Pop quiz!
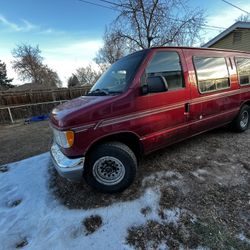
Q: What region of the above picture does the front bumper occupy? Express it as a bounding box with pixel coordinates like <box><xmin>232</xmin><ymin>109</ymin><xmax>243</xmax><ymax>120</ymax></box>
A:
<box><xmin>50</xmin><ymin>143</ymin><xmax>84</xmax><ymax>182</ymax></box>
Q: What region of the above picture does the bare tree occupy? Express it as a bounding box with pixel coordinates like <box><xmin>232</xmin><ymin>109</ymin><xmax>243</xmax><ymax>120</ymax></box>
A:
<box><xmin>41</xmin><ymin>65</ymin><xmax>62</xmax><ymax>88</ymax></box>
<box><xmin>76</xmin><ymin>65</ymin><xmax>101</xmax><ymax>85</ymax></box>
<box><xmin>12</xmin><ymin>44</ymin><xmax>44</xmax><ymax>84</ymax></box>
<box><xmin>96</xmin><ymin>0</ymin><xmax>205</xmax><ymax>64</ymax></box>
<box><xmin>236</xmin><ymin>14</ymin><xmax>250</xmax><ymax>22</ymax></box>
<box><xmin>12</xmin><ymin>44</ymin><xmax>62</xmax><ymax>87</ymax></box>
<box><xmin>95</xmin><ymin>29</ymin><xmax>130</xmax><ymax>65</ymax></box>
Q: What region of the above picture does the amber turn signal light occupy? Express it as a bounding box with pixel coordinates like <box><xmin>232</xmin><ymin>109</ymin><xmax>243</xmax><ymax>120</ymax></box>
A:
<box><xmin>66</xmin><ymin>131</ymin><xmax>74</xmax><ymax>147</ymax></box>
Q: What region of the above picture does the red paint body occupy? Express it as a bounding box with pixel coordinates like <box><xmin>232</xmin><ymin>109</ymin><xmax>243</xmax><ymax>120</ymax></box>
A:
<box><xmin>50</xmin><ymin>47</ymin><xmax>250</xmax><ymax>158</ymax></box>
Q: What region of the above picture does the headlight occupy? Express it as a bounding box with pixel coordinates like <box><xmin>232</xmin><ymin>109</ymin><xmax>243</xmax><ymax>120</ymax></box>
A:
<box><xmin>53</xmin><ymin>129</ymin><xmax>74</xmax><ymax>148</ymax></box>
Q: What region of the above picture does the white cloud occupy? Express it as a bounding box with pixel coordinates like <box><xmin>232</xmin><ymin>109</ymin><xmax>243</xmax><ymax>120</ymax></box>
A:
<box><xmin>0</xmin><ymin>14</ymin><xmax>66</xmax><ymax>36</ymax></box>
<box><xmin>21</xmin><ymin>19</ymin><xmax>37</xmax><ymax>31</ymax></box>
<box><xmin>0</xmin><ymin>39</ymin><xmax>103</xmax><ymax>87</ymax></box>
<box><xmin>203</xmin><ymin>3</ymin><xmax>250</xmax><ymax>43</ymax></box>
<box><xmin>45</xmin><ymin>40</ymin><xmax>103</xmax><ymax>56</ymax></box>
<box><xmin>0</xmin><ymin>14</ymin><xmax>103</xmax><ymax>87</ymax></box>
<box><xmin>207</xmin><ymin>4</ymin><xmax>250</xmax><ymax>28</ymax></box>
<box><xmin>0</xmin><ymin>54</ymin><xmax>23</xmax><ymax>85</ymax></box>
<box><xmin>0</xmin><ymin>15</ymin><xmax>37</xmax><ymax>32</ymax></box>
<box><xmin>43</xmin><ymin>40</ymin><xmax>103</xmax><ymax>86</ymax></box>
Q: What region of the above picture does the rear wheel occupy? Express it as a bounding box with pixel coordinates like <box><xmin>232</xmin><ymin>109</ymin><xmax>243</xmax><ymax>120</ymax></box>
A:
<box><xmin>84</xmin><ymin>142</ymin><xmax>137</xmax><ymax>193</ymax></box>
<box><xmin>231</xmin><ymin>105</ymin><xmax>250</xmax><ymax>132</ymax></box>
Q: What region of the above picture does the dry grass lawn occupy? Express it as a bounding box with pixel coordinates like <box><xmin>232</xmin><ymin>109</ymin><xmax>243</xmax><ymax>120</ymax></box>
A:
<box><xmin>1</xmin><ymin>121</ymin><xmax>249</xmax><ymax>249</ymax></box>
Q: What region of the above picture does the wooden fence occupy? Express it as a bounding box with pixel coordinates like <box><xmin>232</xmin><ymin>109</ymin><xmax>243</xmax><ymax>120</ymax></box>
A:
<box><xmin>0</xmin><ymin>86</ymin><xmax>91</xmax><ymax>106</ymax></box>
<box><xmin>0</xmin><ymin>86</ymin><xmax>92</xmax><ymax>124</ymax></box>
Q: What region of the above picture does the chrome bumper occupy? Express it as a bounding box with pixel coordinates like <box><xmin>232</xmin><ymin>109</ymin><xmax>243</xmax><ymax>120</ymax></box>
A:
<box><xmin>50</xmin><ymin>143</ymin><xmax>84</xmax><ymax>182</ymax></box>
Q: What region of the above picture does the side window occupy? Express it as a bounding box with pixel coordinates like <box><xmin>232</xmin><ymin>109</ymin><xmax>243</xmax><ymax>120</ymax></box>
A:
<box><xmin>235</xmin><ymin>57</ymin><xmax>250</xmax><ymax>85</ymax></box>
<box><xmin>146</xmin><ymin>51</ymin><xmax>184</xmax><ymax>91</ymax></box>
<box><xmin>193</xmin><ymin>57</ymin><xmax>230</xmax><ymax>93</ymax></box>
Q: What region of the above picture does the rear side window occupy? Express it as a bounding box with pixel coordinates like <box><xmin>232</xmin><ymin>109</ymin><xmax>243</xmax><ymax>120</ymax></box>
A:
<box><xmin>193</xmin><ymin>57</ymin><xmax>230</xmax><ymax>93</ymax></box>
<box><xmin>146</xmin><ymin>51</ymin><xmax>184</xmax><ymax>90</ymax></box>
<box><xmin>235</xmin><ymin>57</ymin><xmax>250</xmax><ymax>85</ymax></box>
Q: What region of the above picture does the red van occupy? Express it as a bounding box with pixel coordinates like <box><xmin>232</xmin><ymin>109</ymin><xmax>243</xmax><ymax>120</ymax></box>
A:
<box><xmin>50</xmin><ymin>47</ymin><xmax>250</xmax><ymax>193</ymax></box>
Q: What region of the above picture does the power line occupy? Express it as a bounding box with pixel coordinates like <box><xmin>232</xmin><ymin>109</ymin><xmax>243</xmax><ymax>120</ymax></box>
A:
<box><xmin>222</xmin><ymin>0</ymin><xmax>250</xmax><ymax>15</ymax></box>
<box><xmin>100</xmin><ymin>0</ymin><xmax>227</xmax><ymax>30</ymax></box>
<box><xmin>77</xmin><ymin>0</ymin><xmax>227</xmax><ymax>30</ymax></box>
<box><xmin>99</xmin><ymin>0</ymin><xmax>227</xmax><ymax>29</ymax></box>
<box><xmin>77</xmin><ymin>0</ymin><xmax>117</xmax><ymax>11</ymax></box>
<box><xmin>167</xmin><ymin>16</ymin><xmax>226</xmax><ymax>30</ymax></box>
<box><xmin>98</xmin><ymin>0</ymin><xmax>121</xmax><ymax>8</ymax></box>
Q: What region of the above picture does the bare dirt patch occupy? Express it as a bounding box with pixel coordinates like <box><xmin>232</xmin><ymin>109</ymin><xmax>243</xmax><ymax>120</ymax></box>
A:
<box><xmin>0</xmin><ymin>165</ymin><xmax>8</xmax><ymax>173</ymax></box>
<box><xmin>0</xmin><ymin>121</ymin><xmax>51</xmax><ymax>165</ymax></box>
<box><xmin>82</xmin><ymin>215</ymin><xmax>102</xmax><ymax>235</ymax></box>
<box><xmin>15</xmin><ymin>237</ymin><xmax>28</xmax><ymax>248</ymax></box>
<box><xmin>7</xmin><ymin>199</ymin><xmax>22</xmax><ymax>208</ymax></box>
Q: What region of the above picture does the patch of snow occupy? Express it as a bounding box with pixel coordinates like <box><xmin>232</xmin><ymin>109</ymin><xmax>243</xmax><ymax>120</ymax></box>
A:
<box><xmin>161</xmin><ymin>208</ymin><xmax>197</xmax><ymax>227</ymax></box>
<box><xmin>237</xmin><ymin>233</ymin><xmax>250</xmax><ymax>245</ymax></box>
<box><xmin>0</xmin><ymin>153</ymin><xmax>164</xmax><ymax>250</ymax></box>
<box><xmin>147</xmin><ymin>240</ymin><xmax>168</xmax><ymax>250</ymax></box>
<box><xmin>191</xmin><ymin>172</ymin><xmax>206</xmax><ymax>182</ymax></box>
<box><xmin>179</xmin><ymin>245</ymin><xmax>209</xmax><ymax>250</ymax></box>
<box><xmin>157</xmin><ymin>241</ymin><xmax>169</xmax><ymax>250</ymax></box>
<box><xmin>142</xmin><ymin>170</ymin><xmax>182</xmax><ymax>188</ymax></box>
<box><xmin>162</xmin><ymin>208</ymin><xmax>182</xmax><ymax>226</ymax></box>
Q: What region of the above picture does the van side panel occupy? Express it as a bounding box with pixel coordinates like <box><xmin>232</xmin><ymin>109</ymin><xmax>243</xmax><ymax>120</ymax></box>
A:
<box><xmin>136</xmin><ymin>48</ymin><xmax>191</xmax><ymax>153</ymax></box>
<box><xmin>183</xmin><ymin>49</ymin><xmax>241</xmax><ymax>135</ymax></box>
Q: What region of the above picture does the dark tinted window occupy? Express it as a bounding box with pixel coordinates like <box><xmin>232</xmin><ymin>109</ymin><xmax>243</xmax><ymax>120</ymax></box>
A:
<box><xmin>90</xmin><ymin>50</ymin><xmax>147</xmax><ymax>94</ymax></box>
<box><xmin>235</xmin><ymin>57</ymin><xmax>250</xmax><ymax>85</ymax></box>
<box><xmin>146</xmin><ymin>51</ymin><xmax>184</xmax><ymax>90</ymax></box>
<box><xmin>193</xmin><ymin>57</ymin><xmax>230</xmax><ymax>93</ymax></box>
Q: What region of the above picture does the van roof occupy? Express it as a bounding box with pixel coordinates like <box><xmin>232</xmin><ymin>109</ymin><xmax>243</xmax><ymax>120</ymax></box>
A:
<box><xmin>148</xmin><ymin>46</ymin><xmax>250</xmax><ymax>54</ymax></box>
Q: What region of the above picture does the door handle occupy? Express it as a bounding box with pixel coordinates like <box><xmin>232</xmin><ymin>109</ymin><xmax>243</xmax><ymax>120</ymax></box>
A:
<box><xmin>185</xmin><ymin>103</ymin><xmax>190</xmax><ymax>113</ymax></box>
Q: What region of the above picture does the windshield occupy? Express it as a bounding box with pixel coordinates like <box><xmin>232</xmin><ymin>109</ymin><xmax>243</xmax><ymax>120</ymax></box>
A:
<box><xmin>89</xmin><ymin>50</ymin><xmax>147</xmax><ymax>95</ymax></box>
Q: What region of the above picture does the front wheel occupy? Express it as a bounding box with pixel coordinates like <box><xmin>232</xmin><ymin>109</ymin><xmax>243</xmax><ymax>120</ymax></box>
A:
<box><xmin>231</xmin><ymin>105</ymin><xmax>250</xmax><ymax>132</ymax></box>
<box><xmin>84</xmin><ymin>142</ymin><xmax>137</xmax><ymax>193</ymax></box>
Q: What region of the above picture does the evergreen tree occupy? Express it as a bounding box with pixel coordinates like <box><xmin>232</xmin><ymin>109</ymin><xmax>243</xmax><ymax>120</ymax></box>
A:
<box><xmin>0</xmin><ymin>60</ymin><xmax>13</xmax><ymax>90</ymax></box>
<box><xmin>68</xmin><ymin>74</ymin><xmax>80</xmax><ymax>87</ymax></box>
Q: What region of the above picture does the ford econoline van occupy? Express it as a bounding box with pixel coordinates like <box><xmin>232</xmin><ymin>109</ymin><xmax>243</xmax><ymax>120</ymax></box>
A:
<box><xmin>50</xmin><ymin>47</ymin><xmax>250</xmax><ymax>193</ymax></box>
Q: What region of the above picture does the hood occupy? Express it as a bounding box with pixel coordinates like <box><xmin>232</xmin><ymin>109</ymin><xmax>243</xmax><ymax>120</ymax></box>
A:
<box><xmin>50</xmin><ymin>95</ymin><xmax>113</xmax><ymax>129</ymax></box>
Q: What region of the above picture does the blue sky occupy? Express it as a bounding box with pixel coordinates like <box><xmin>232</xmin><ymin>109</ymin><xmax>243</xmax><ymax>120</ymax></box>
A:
<box><xmin>0</xmin><ymin>0</ymin><xmax>249</xmax><ymax>86</ymax></box>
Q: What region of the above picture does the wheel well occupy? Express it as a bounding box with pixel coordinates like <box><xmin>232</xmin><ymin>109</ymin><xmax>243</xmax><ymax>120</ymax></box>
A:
<box><xmin>85</xmin><ymin>132</ymin><xmax>143</xmax><ymax>162</ymax></box>
<box><xmin>242</xmin><ymin>101</ymin><xmax>250</xmax><ymax>108</ymax></box>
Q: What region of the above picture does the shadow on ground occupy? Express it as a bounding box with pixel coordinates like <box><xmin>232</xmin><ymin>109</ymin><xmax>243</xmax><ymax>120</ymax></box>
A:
<box><xmin>49</xmin><ymin>127</ymin><xmax>250</xmax><ymax>249</ymax></box>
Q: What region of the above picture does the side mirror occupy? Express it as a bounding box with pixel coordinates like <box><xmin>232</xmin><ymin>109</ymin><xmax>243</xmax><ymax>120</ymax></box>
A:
<box><xmin>141</xmin><ymin>75</ymin><xmax>168</xmax><ymax>94</ymax></box>
<box><xmin>141</xmin><ymin>84</ymin><xmax>148</xmax><ymax>95</ymax></box>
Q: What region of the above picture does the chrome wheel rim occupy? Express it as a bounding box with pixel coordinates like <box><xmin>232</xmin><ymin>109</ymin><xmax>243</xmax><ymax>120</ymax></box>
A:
<box><xmin>92</xmin><ymin>156</ymin><xmax>125</xmax><ymax>185</ymax></box>
<box><xmin>240</xmin><ymin>110</ymin><xmax>249</xmax><ymax>128</ymax></box>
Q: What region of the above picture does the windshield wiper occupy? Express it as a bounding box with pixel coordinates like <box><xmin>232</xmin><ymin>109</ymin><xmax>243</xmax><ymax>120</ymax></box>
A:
<box><xmin>108</xmin><ymin>91</ymin><xmax>123</xmax><ymax>95</ymax></box>
<box><xmin>87</xmin><ymin>88</ymin><xmax>109</xmax><ymax>96</ymax></box>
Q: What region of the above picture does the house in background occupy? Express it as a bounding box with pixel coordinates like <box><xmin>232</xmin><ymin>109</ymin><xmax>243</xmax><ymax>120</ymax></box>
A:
<box><xmin>203</xmin><ymin>21</ymin><xmax>250</xmax><ymax>52</ymax></box>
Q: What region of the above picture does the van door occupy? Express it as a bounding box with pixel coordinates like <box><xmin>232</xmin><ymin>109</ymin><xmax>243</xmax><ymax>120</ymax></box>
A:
<box><xmin>184</xmin><ymin>50</ymin><xmax>232</xmax><ymax>134</ymax></box>
<box><xmin>138</xmin><ymin>49</ymin><xmax>191</xmax><ymax>153</ymax></box>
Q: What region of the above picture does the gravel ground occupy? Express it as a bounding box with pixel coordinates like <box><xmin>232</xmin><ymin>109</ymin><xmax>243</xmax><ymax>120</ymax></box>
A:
<box><xmin>1</xmin><ymin>122</ymin><xmax>249</xmax><ymax>249</ymax></box>
<box><xmin>50</xmin><ymin>126</ymin><xmax>250</xmax><ymax>249</ymax></box>
<box><xmin>0</xmin><ymin>121</ymin><xmax>51</xmax><ymax>165</ymax></box>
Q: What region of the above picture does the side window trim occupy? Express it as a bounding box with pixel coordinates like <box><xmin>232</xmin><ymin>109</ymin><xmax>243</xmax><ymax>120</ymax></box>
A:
<box><xmin>193</xmin><ymin>56</ymin><xmax>231</xmax><ymax>94</ymax></box>
<box><xmin>144</xmin><ymin>50</ymin><xmax>185</xmax><ymax>93</ymax></box>
<box><xmin>235</xmin><ymin>56</ymin><xmax>250</xmax><ymax>86</ymax></box>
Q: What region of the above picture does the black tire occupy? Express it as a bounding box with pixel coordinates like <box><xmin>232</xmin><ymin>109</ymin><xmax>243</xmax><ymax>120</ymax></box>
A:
<box><xmin>231</xmin><ymin>105</ymin><xmax>250</xmax><ymax>132</ymax></box>
<box><xmin>84</xmin><ymin>142</ymin><xmax>137</xmax><ymax>193</ymax></box>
